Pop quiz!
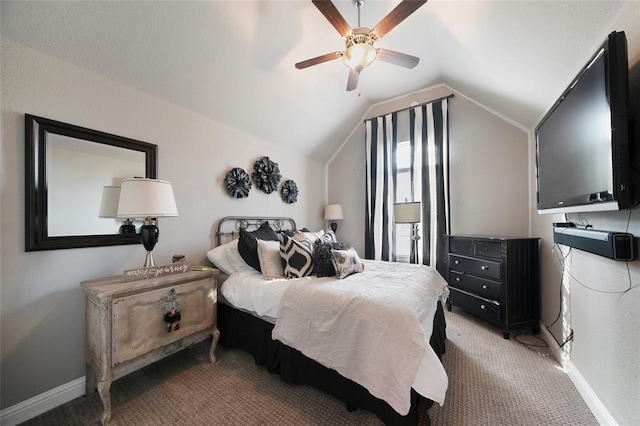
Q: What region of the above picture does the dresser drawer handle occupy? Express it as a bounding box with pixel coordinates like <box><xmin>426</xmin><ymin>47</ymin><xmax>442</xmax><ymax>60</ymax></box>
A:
<box><xmin>481</xmin><ymin>265</ymin><xmax>489</xmax><ymax>271</ymax></box>
<box><xmin>455</xmin><ymin>277</ymin><xmax>461</xmax><ymax>282</ymax></box>
<box><xmin>454</xmin><ymin>260</ymin><xmax>460</xmax><ymax>265</ymax></box>
<box><xmin>480</xmin><ymin>304</ymin><xmax>486</xmax><ymax>310</ymax></box>
<box><xmin>482</xmin><ymin>285</ymin><xmax>488</xmax><ymax>289</ymax></box>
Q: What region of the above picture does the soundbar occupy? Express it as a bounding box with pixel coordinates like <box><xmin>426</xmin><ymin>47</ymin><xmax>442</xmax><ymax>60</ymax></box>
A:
<box><xmin>553</xmin><ymin>227</ymin><xmax>635</xmax><ymax>261</ymax></box>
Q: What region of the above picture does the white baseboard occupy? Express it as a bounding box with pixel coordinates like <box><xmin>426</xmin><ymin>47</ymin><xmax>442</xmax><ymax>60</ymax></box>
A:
<box><xmin>539</xmin><ymin>322</ymin><xmax>617</xmax><ymax>426</ymax></box>
<box><xmin>0</xmin><ymin>377</ymin><xmax>86</xmax><ymax>426</ymax></box>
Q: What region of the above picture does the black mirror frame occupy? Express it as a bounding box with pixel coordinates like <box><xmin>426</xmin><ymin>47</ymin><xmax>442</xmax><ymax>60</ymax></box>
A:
<box><xmin>25</xmin><ymin>114</ymin><xmax>158</xmax><ymax>251</ymax></box>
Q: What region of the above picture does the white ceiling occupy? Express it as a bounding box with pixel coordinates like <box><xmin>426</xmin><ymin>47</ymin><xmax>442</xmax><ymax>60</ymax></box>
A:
<box><xmin>1</xmin><ymin>1</ymin><xmax>634</xmax><ymax>162</ymax></box>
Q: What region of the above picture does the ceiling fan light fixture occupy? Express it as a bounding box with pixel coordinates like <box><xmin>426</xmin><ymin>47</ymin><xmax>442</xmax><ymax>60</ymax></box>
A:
<box><xmin>342</xmin><ymin>30</ymin><xmax>378</xmax><ymax>73</ymax></box>
<box><xmin>342</xmin><ymin>42</ymin><xmax>377</xmax><ymax>73</ymax></box>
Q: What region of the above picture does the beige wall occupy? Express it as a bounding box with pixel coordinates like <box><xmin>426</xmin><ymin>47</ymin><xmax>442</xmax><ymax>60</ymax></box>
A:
<box><xmin>0</xmin><ymin>39</ymin><xmax>325</xmax><ymax>409</ymax></box>
<box><xmin>327</xmin><ymin>84</ymin><xmax>530</xmax><ymax>254</ymax></box>
<box><xmin>530</xmin><ymin>3</ymin><xmax>640</xmax><ymax>424</ymax></box>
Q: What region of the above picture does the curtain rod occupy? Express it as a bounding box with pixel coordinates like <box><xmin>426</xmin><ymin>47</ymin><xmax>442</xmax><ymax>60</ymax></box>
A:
<box><xmin>365</xmin><ymin>93</ymin><xmax>454</xmax><ymax>122</ymax></box>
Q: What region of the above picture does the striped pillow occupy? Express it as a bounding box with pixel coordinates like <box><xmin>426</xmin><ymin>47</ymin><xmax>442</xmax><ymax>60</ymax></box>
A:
<box><xmin>279</xmin><ymin>233</ymin><xmax>314</xmax><ymax>278</ymax></box>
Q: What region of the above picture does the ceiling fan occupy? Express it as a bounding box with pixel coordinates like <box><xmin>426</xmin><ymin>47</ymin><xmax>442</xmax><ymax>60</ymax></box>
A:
<box><xmin>296</xmin><ymin>0</ymin><xmax>428</xmax><ymax>91</ymax></box>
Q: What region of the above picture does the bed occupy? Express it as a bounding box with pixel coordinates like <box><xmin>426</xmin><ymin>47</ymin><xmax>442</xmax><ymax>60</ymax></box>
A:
<box><xmin>208</xmin><ymin>216</ymin><xmax>448</xmax><ymax>425</ymax></box>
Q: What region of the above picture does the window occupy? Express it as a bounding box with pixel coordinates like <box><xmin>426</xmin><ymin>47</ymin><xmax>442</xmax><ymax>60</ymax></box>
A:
<box><xmin>395</xmin><ymin>141</ymin><xmax>415</xmax><ymax>262</ymax></box>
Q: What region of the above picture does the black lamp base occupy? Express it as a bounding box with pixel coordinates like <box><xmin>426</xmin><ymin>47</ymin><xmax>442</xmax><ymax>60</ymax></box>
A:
<box><xmin>140</xmin><ymin>222</ymin><xmax>159</xmax><ymax>267</ymax></box>
<box><xmin>119</xmin><ymin>223</ymin><xmax>136</xmax><ymax>234</ymax></box>
<box><xmin>330</xmin><ymin>222</ymin><xmax>338</xmax><ymax>232</ymax></box>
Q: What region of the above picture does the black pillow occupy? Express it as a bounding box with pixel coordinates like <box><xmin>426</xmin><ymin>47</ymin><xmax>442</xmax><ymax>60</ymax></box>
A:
<box><xmin>238</xmin><ymin>222</ymin><xmax>279</xmax><ymax>272</ymax></box>
<box><xmin>312</xmin><ymin>241</ymin><xmax>348</xmax><ymax>277</ymax></box>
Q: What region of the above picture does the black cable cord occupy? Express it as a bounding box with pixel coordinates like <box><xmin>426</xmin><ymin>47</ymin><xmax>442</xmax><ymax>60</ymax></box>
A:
<box><xmin>546</xmin><ymin>212</ymin><xmax>636</xmax><ymax>353</ymax></box>
<box><xmin>556</xmin><ymin>214</ymin><xmax>635</xmax><ymax>295</ymax></box>
<box><xmin>514</xmin><ymin>330</ymin><xmax>574</xmax><ymax>357</ymax></box>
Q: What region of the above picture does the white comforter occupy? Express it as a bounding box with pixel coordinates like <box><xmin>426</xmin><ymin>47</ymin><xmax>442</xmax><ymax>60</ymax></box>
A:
<box><xmin>271</xmin><ymin>260</ymin><xmax>448</xmax><ymax>415</ymax></box>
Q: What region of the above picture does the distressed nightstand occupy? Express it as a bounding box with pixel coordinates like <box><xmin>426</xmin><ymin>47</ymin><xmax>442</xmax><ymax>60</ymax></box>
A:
<box><xmin>81</xmin><ymin>267</ymin><xmax>219</xmax><ymax>424</ymax></box>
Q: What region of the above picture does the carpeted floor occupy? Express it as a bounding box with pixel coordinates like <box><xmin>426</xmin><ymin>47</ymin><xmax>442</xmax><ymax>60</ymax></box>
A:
<box><xmin>21</xmin><ymin>309</ymin><xmax>597</xmax><ymax>425</ymax></box>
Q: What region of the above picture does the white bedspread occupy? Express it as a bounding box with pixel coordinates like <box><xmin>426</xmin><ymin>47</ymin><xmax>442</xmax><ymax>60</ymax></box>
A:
<box><xmin>271</xmin><ymin>260</ymin><xmax>449</xmax><ymax>415</ymax></box>
<box><xmin>219</xmin><ymin>268</ymin><xmax>333</xmax><ymax>319</ymax></box>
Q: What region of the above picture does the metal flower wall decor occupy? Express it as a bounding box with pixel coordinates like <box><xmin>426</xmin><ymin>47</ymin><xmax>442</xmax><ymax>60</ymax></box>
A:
<box><xmin>252</xmin><ymin>156</ymin><xmax>281</xmax><ymax>194</ymax></box>
<box><xmin>225</xmin><ymin>167</ymin><xmax>252</xmax><ymax>199</ymax></box>
<box><xmin>280</xmin><ymin>179</ymin><xmax>299</xmax><ymax>204</ymax></box>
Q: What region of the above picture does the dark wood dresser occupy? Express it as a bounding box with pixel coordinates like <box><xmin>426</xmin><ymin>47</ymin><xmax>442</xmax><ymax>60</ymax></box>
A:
<box><xmin>446</xmin><ymin>235</ymin><xmax>540</xmax><ymax>339</ymax></box>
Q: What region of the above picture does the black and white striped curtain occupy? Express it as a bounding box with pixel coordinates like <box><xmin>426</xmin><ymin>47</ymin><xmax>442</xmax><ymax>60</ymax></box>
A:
<box><xmin>364</xmin><ymin>98</ymin><xmax>450</xmax><ymax>275</ymax></box>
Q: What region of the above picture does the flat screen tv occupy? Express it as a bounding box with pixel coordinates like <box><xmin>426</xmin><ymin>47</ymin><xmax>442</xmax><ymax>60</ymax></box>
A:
<box><xmin>535</xmin><ymin>31</ymin><xmax>637</xmax><ymax>214</ymax></box>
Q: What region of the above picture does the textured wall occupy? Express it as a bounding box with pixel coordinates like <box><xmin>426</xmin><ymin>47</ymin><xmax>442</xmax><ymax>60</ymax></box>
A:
<box><xmin>529</xmin><ymin>2</ymin><xmax>640</xmax><ymax>423</ymax></box>
<box><xmin>327</xmin><ymin>84</ymin><xmax>530</xmax><ymax>255</ymax></box>
<box><xmin>0</xmin><ymin>39</ymin><xmax>325</xmax><ymax>409</ymax></box>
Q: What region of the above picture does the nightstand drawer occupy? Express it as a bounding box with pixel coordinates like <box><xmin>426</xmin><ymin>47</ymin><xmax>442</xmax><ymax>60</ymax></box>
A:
<box><xmin>449</xmin><ymin>270</ymin><xmax>501</xmax><ymax>300</ymax></box>
<box><xmin>112</xmin><ymin>277</ymin><xmax>215</xmax><ymax>365</ymax></box>
<box><xmin>449</xmin><ymin>288</ymin><xmax>501</xmax><ymax>323</ymax></box>
<box><xmin>449</xmin><ymin>254</ymin><xmax>501</xmax><ymax>280</ymax></box>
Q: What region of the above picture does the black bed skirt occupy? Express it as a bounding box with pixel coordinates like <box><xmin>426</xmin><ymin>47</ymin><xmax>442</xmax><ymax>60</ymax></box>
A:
<box><xmin>218</xmin><ymin>301</ymin><xmax>446</xmax><ymax>426</ymax></box>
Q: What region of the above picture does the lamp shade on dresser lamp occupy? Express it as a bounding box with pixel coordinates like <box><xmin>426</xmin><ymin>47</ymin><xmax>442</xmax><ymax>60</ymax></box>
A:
<box><xmin>324</xmin><ymin>204</ymin><xmax>344</xmax><ymax>232</ymax></box>
<box><xmin>99</xmin><ymin>185</ymin><xmax>136</xmax><ymax>234</ymax></box>
<box><xmin>117</xmin><ymin>178</ymin><xmax>178</xmax><ymax>267</ymax></box>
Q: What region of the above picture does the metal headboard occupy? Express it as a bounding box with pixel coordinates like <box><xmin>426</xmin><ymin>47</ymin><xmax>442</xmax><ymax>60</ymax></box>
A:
<box><xmin>215</xmin><ymin>216</ymin><xmax>297</xmax><ymax>246</ymax></box>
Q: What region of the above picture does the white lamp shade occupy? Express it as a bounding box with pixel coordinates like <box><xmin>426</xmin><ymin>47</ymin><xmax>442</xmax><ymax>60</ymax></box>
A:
<box><xmin>394</xmin><ymin>202</ymin><xmax>421</xmax><ymax>223</ymax></box>
<box><xmin>98</xmin><ymin>186</ymin><xmax>121</xmax><ymax>218</ymax></box>
<box><xmin>324</xmin><ymin>204</ymin><xmax>344</xmax><ymax>221</ymax></box>
<box><xmin>117</xmin><ymin>178</ymin><xmax>178</xmax><ymax>218</ymax></box>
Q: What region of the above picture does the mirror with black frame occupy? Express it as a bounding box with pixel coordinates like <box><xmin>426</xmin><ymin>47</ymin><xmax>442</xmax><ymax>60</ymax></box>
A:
<box><xmin>25</xmin><ymin>114</ymin><xmax>158</xmax><ymax>251</ymax></box>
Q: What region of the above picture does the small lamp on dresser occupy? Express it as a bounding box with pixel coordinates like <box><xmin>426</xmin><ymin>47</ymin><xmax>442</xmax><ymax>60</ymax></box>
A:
<box><xmin>117</xmin><ymin>178</ymin><xmax>178</xmax><ymax>267</ymax></box>
<box><xmin>324</xmin><ymin>204</ymin><xmax>344</xmax><ymax>233</ymax></box>
<box><xmin>394</xmin><ymin>201</ymin><xmax>421</xmax><ymax>264</ymax></box>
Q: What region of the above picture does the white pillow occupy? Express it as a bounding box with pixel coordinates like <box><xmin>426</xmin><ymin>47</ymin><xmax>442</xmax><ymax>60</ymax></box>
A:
<box><xmin>206</xmin><ymin>239</ymin><xmax>250</xmax><ymax>274</ymax></box>
<box><xmin>330</xmin><ymin>247</ymin><xmax>364</xmax><ymax>279</ymax></box>
<box><xmin>293</xmin><ymin>229</ymin><xmax>325</xmax><ymax>243</ymax></box>
<box><xmin>257</xmin><ymin>239</ymin><xmax>285</xmax><ymax>279</ymax></box>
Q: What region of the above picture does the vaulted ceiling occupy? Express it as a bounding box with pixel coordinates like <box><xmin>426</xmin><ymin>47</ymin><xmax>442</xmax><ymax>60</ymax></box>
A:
<box><xmin>1</xmin><ymin>1</ymin><xmax>635</xmax><ymax>162</ymax></box>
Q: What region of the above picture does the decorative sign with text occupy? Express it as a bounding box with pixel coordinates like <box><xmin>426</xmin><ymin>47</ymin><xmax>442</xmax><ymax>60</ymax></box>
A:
<box><xmin>124</xmin><ymin>262</ymin><xmax>192</xmax><ymax>281</ymax></box>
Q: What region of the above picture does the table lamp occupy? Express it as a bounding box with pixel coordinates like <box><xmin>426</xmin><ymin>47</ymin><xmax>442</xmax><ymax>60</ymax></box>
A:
<box><xmin>117</xmin><ymin>178</ymin><xmax>178</xmax><ymax>267</ymax></box>
<box><xmin>324</xmin><ymin>204</ymin><xmax>344</xmax><ymax>232</ymax></box>
<box><xmin>394</xmin><ymin>201</ymin><xmax>421</xmax><ymax>264</ymax></box>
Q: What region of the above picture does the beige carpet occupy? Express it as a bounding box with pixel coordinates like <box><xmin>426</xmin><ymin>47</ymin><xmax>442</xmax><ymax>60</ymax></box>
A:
<box><xmin>429</xmin><ymin>309</ymin><xmax>597</xmax><ymax>425</ymax></box>
<box><xmin>21</xmin><ymin>309</ymin><xmax>596</xmax><ymax>425</ymax></box>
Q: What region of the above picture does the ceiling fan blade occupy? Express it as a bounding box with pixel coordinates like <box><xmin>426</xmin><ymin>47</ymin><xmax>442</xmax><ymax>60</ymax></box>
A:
<box><xmin>346</xmin><ymin>69</ymin><xmax>359</xmax><ymax>92</ymax></box>
<box><xmin>372</xmin><ymin>0</ymin><xmax>428</xmax><ymax>38</ymax></box>
<box><xmin>376</xmin><ymin>49</ymin><xmax>420</xmax><ymax>69</ymax></box>
<box><xmin>295</xmin><ymin>52</ymin><xmax>342</xmax><ymax>69</ymax></box>
<box><xmin>312</xmin><ymin>0</ymin><xmax>352</xmax><ymax>38</ymax></box>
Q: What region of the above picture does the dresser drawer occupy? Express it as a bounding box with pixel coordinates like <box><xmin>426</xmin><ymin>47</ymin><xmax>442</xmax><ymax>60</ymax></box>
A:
<box><xmin>449</xmin><ymin>270</ymin><xmax>501</xmax><ymax>300</ymax></box>
<box><xmin>449</xmin><ymin>254</ymin><xmax>501</xmax><ymax>280</ymax></box>
<box><xmin>449</xmin><ymin>288</ymin><xmax>501</xmax><ymax>323</ymax></box>
<box><xmin>449</xmin><ymin>238</ymin><xmax>473</xmax><ymax>255</ymax></box>
<box><xmin>474</xmin><ymin>240</ymin><xmax>501</xmax><ymax>259</ymax></box>
<box><xmin>112</xmin><ymin>278</ymin><xmax>215</xmax><ymax>365</ymax></box>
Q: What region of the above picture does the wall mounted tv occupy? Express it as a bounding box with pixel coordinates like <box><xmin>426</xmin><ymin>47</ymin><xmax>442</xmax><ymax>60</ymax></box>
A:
<box><xmin>535</xmin><ymin>31</ymin><xmax>637</xmax><ymax>214</ymax></box>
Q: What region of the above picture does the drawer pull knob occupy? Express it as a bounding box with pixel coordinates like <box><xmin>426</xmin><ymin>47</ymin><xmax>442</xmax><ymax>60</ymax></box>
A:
<box><xmin>454</xmin><ymin>260</ymin><xmax>459</xmax><ymax>264</ymax></box>
<box><xmin>456</xmin><ymin>277</ymin><xmax>461</xmax><ymax>282</ymax></box>
<box><xmin>480</xmin><ymin>304</ymin><xmax>486</xmax><ymax>310</ymax></box>
<box><xmin>481</xmin><ymin>265</ymin><xmax>489</xmax><ymax>271</ymax></box>
<box><xmin>482</xmin><ymin>285</ymin><xmax>488</xmax><ymax>289</ymax></box>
